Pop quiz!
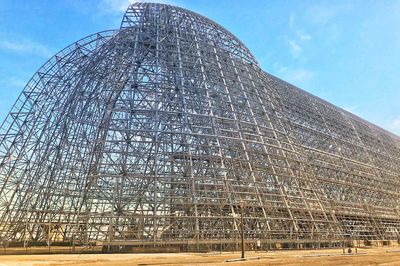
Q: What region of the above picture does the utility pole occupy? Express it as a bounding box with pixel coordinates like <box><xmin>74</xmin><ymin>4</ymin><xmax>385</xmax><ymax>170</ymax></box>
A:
<box><xmin>240</xmin><ymin>200</ymin><xmax>245</xmax><ymax>259</ymax></box>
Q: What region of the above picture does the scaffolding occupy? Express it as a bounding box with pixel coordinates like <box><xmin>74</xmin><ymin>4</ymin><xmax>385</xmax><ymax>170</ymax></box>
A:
<box><xmin>0</xmin><ymin>2</ymin><xmax>399</xmax><ymax>252</ymax></box>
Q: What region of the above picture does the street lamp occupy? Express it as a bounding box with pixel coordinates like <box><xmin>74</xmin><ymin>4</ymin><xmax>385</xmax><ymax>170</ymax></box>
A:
<box><xmin>239</xmin><ymin>200</ymin><xmax>245</xmax><ymax>259</ymax></box>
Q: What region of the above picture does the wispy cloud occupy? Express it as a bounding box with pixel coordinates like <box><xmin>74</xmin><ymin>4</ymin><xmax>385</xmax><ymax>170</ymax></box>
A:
<box><xmin>288</xmin><ymin>39</ymin><xmax>302</xmax><ymax>58</ymax></box>
<box><xmin>6</xmin><ymin>77</ymin><xmax>27</xmax><ymax>88</ymax></box>
<box><xmin>99</xmin><ymin>0</ymin><xmax>176</xmax><ymax>13</ymax></box>
<box><xmin>307</xmin><ymin>5</ymin><xmax>340</xmax><ymax>26</ymax></box>
<box><xmin>296</xmin><ymin>30</ymin><xmax>311</xmax><ymax>41</ymax></box>
<box><xmin>0</xmin><ymin>39</ymin><xmax>53</xmax><ymax>58</ymax></box>
<box><xmin>100</xmin><ymin>0</ymin><xmax>135</xmax><ymax>12</ymax></box>
<box><xmin>287</xmin><ymin>68</ymin><xmax>314</xmax><ymax>83</ymax></box>
<box><xmin>387</xmin><ymin>117</ymin><xmax>400</xmax><ymax>135</ymax></box>
<box><xmin>306</xmin><ymin>3</ymin><xmax>351</xmax><ymax>26</ymax></box>
<box><xmin>289</xmin><ymin>12</ymin><xmax>296</xmax><ymax>29</ymax></box>
<box><xmin>273</xmin><ymin>63</ymin><xmax>314</xmax><ymax>84</ymax></box>
<box><xmin>285</xmin><ymin>12</ymin><xmax>311</xmax><ymax>59</ymax></box>
<box><xmin>342</xmin><ymin>105</ymin><xmax>358</xmax><ymax>114</ymax></box>
<box><xmin>0</xmin><ymin>76</ymin><xmax>29</xmax><ymax>90</ymax></box>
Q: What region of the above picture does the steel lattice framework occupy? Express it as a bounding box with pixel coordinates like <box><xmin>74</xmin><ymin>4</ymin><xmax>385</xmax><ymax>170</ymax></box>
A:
<box><xmin>0</xmin><ymin>2</ymin><xmax>400</xmax><ymax>250</ymax></box>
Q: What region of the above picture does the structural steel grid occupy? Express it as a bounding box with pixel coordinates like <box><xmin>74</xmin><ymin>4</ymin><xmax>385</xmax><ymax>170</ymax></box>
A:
<box><xmin>0</xmin><ymin>2</ymin><xmax>399</xmax><ymax>252</ymax></box>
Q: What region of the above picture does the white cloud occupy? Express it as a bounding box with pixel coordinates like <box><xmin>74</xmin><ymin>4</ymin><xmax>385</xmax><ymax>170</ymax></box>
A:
<box><xmin>296</xmin><ymin>30</ymin><xmax>311</xmax><ymax>41</ymax></box>
<box><xmin>285</xmin><ymin>13</ymin><xmax>311</xmax><ymax>59</ymax></box>
<box><xmin>101</xmin><ymin>0</ymin><xmax>135</xmax><ymax>12</ymax></box>
<box><xmin>0</xmin><ymin>39</ymin><xmax>52</xmax><ymax>58</ymax></box>
<box><xmin>289</xmin><ymin>12</ymin><xmax>295</xmax><ymax>29</ymax></box>
<box><xmin>100</xmin><ymin>0</ymin><xmax>176</xmax><ymax>13</ymax></box>
<box><xmin>273</xmin><ymin>63</ymin><xmax>314</xmax><ymax>84</ymax></box>
<box><xmin>288</xmin><ymin>68</ymin><xmax>314</xmax><ymax>83</ymax></box>
<box><xmin>7</xmin><ymin>77</ymin><xmax>27</xmax><ymax>88</ymax></box>
<box><xmin>0</xmin><ymin>76</ymin><xmax>29</xmax><ymax>90</ymax></box>
<box><xmin>307</xmin><ymin>4</ymin><xmax>342</xmax><ymax>26</ymax></box>
<box><xmin>288</xmin><ymin>39</ymin><xmax>302</xmax><ymax>58</ymax></box>
<box><xmin>342</xmin><ymin>105</ymin><xmax>358</xmax><ymax>114</ymax></box>
<box><xmin>388</xmin><ymin>117</ymin><xmax>400</xmax><ymax>135</ymax></box>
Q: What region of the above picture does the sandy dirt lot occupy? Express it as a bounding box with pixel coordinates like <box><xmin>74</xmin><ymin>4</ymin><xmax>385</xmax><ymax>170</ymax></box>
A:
<box><xmin>1</xmin><ymin>246</ymin><xmax>400</xmax><ymax>265</ymax></box>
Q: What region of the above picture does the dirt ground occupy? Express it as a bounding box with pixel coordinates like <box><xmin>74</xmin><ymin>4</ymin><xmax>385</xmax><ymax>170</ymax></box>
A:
<box><xmin>1</xmin><ymin>246</ymin><xmax>400</xmax><ymax>266</ymax></box>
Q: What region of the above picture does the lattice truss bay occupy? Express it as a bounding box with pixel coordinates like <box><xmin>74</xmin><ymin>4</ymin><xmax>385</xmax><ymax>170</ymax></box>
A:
<box><xmin>0</xmin><ymin>2</ymin><xmax>400</xmax><ymax>247</ymax></box>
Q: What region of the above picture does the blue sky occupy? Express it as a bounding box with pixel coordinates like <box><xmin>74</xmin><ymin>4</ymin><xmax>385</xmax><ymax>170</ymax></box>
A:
<box><xmin>0</xmin><ymin>0</ymin><xmax>399</xmax><ymax>135</ymax></box>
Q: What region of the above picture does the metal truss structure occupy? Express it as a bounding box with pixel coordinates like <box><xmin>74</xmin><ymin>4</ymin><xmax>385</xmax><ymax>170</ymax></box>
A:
<box><xmin>0</xmin><ymin>2</ymin><xmax>399</xmax><ymax>251</ymax></box>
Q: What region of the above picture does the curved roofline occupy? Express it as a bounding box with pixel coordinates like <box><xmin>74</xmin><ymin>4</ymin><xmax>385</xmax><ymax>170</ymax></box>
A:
<box><xmin>264</xmin><ymin>71</ymin><xmax>400</xmax><ymax>140</ymax></box>
<box><xmin>122</xmin><ymin>2</ymin><xmax>259</xmax><ymax>67</ymax></box>
<box><xmin>0</xmin><ymin>30</ymin><xmax>118</xmax><ymax>131</ymax></box>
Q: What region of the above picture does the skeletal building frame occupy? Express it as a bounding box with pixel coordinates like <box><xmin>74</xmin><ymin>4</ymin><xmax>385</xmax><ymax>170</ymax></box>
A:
<box><xmin>0</xmin><ymin>2</ymin><xmax>399</xmax><ymax>251</ymax></box>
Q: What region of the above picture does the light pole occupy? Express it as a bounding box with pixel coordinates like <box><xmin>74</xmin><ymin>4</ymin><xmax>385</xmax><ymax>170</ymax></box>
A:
<box><xmin>239</xmin><ymin>200</ymin><xmax>245</xmax><ymax>259</ymax></box>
